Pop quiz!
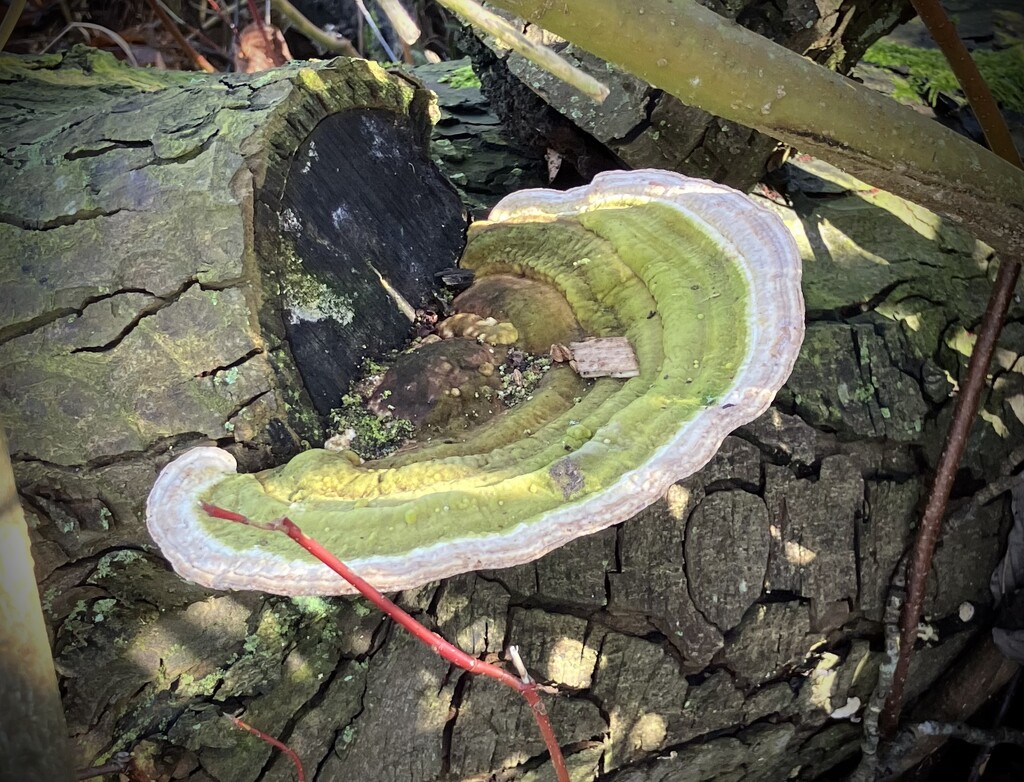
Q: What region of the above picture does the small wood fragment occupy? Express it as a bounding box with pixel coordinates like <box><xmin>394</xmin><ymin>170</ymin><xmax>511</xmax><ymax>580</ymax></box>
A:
<box><xmin>568</xmin><ymin>337</ymin><xmax>639</xmax><ymax>378</ymax></box>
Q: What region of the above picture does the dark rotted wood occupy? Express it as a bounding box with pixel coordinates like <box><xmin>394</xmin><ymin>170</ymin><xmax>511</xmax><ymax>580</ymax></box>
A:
<box><xmin>265</xmin><ymin>109</ymin><xmax>466</xmax><ymax>414</ymax></box>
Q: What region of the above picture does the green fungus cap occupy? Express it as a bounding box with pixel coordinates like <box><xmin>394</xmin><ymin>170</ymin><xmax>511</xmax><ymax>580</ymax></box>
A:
<box><xmin>147</xmin><ymin>170</ymin><xmax>804</xmax><ymax>595</ymax></box>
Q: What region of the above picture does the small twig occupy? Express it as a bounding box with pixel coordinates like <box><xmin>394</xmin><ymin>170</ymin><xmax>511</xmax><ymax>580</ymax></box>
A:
<box><xmin>849</xmin><ymin>568</ymin><xmax>905</xmax><ymax>781</ymax></box>
<box><xmin>907</xmin><ymin>1</ymin><xmax>1021</xmax><ymax>167</ymax></box>
<box><xmin>202</xmin><ymin>502</ymin><xmax>570</xmax><ymax>782</ymax></box>
<box><xmin>226</xmin><ymin>713</ymin><xmax>306</xmax><ymax>781</ymax></box>
<box><xmin>436</xmin><ymin>0</ymin><xmax>609</xmax><ymax>103</ymax></box>
<box><xmin>245</xmin><ymin>0</ymin><xmax>266</xmax><ymax>33</ymax></box>
<box><xmin>145</xmin><ymin>0</ymin><xmax>216</xmax><ymax>72</ymax></box>
<box><xmin>898</xmin><ymin>720</ymin><xmax>1024</xmax><ymax>750</ymax></box>
<box><xmin>968</xmin><ymin>668</ymin><xmax>1022</xmax><ymax>782</ymax></box>
<box><xmin>271</xmin><ymin>0</ymin><xmax>360</xmax><ymax>57</ymax></box>
<box><xmin>355</xmin><ymin>0</ymin><xmax>398</xmax><ymax>61</ymax></box>
<box><xmin>880</xmin><ymin>255</ymin><xmax>1022</xmax><ymax>737</ymax></box>
<box><xmin>375</xmin><ymin>0</ymin><xmax>420</xmax><ymax>45</ymax></box>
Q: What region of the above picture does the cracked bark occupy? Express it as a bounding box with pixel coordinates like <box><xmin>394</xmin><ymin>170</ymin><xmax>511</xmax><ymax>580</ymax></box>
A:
<box><xmin>3</xmin><ymin>47</ymin><xmax>1023</xmax><ymax>782</ymax></box>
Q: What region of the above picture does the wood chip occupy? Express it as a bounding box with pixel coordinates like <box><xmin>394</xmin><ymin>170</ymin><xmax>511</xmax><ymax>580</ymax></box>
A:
<box><xmin>568</xmin><ymin>337</ymin><xmax>640</xmax><ymax>378</ymax></box>
<box><xmin>549</xmin><ymin>343</ymin><xmax>573</xmax><ymax>363</ymax></box>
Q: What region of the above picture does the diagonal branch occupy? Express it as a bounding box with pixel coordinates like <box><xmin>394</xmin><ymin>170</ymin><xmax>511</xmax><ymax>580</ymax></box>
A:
<box><xmin>485</xmin><ymin>0</ymin><xmax>1024</xmax><ymax>259</ymax></box>
<box><xmin>878</xmin><ymin>0</ymin><xmax>1023</xmax><ymax>739</ymax></box>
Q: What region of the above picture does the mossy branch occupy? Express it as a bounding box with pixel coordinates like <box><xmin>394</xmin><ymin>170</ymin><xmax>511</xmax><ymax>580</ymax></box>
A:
<box><xmin>486</xmin><ymin>0</ymin><xmax>1024</xmax><ymax>258</ymax></box>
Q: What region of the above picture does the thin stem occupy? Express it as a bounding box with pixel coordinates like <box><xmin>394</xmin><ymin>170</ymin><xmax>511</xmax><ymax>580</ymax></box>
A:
<box><xmin>0</xmin><ymin>0</ymin><xmax>26</xmax><ymax>51</ymax></box>
<box><xmin>878</xmin><ymin>0</ymin><xmax>1023</xmax><ymax>737</ymax></box>
<box><xmin>880</xmin><ymin>255</ymin><xmax>1022</xmax><ymax>737</ymax></box>
<box><xmin>907</xmin><ymin>0</ymin><xmax>1021</xmax><ymax>167</ymax></box>
<box><xmin>145</xmin><ymin>0</ymin><xmax>217</xmax><ymax>72</ymax></box>
<box><xmin>375</xmin><ymin>0</ymin><xmax>421</xmax><ymax>45</ymax></box>
<box><xmin>203</xmin><ymin>504</ymin><xmax>570</xmax><ymax>782</ymax></box>
<box><xmin>226</xmin><ymin>714</ymin><xmax>306</xmax><ymax>781</ymax></box>
<box><xmin>271</xmin><ymin>0</ymin><xmax>360</xmax><ymax>57</ymax></box>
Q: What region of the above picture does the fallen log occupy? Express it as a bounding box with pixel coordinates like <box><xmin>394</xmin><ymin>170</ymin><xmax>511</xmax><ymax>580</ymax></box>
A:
<box><xmin>1</xmin><ymin>49</ymin><xmax>1021</xmax><ymax>781</ymax></box>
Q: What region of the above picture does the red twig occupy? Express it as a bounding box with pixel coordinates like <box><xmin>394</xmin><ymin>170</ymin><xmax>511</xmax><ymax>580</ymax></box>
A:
<box><xmin>201</xmin><ymin>502</ymin><xmax>571</xmax><ymax>782</ymax></box>
<box><xmin>245</xmin><ymin>0</ymin><xmax>266</xmax><ymax>33</ymax></box>
<box><xmin>878</xmin><ymin>0</ymin><xmax>1024</xmax><ymax>738</ymax></box>
<box><xmin>225</xmin><ymin>714</ymin><xmax>306</xmax><ymax>782</ymax></box>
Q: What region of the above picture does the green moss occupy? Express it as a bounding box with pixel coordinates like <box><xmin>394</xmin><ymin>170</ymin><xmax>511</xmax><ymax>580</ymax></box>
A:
<box><xmin>279</xmin><ymin>242</ymin><xmax>356</xmax><ymax>326</ymax></box>
<box><xmin>438</xmin><ymin>64</ymin><xmax>482</xmax><ymax>89</ymax></box>
<box><xmin>91</xmin><ymin>549</ymin><xmax>145</xmax><ymax>579</ymax></box>
<box><xmin>498</xmin><ymin>353</ymin><xmax>553</xmax><ymax>407</ymax></box>
<box><xmin>863</xmin><ymin>42</ymin><xmax>1024</xmax><ymax>111</ymax></box>
<box><xmin>290</xmin><ymin>595</ymin><xmax>333</xmax><ymax>620</ymax></box>
<box><xmin>329</xmin><ymin>391</ymin><xmax>415</xmax><ymax>460</ymax></box>
<box><xmin>213</xmin><ymin>366</ymin><xmax>240</xmax><ymax>386</ymax></box>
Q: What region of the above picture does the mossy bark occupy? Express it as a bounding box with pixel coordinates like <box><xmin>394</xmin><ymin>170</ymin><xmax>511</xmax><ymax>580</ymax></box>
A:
<box><xmin>2</xmin><ymin>51</ymin><xmax>1023</xmax><ymax>782</ymax></box>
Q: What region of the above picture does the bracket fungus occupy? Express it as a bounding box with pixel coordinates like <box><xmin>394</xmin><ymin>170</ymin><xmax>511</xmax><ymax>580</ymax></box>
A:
<box><xmin>147</xmin><ymin>170</ymin><xmax>804</xmax><ymax>595</ymax></box>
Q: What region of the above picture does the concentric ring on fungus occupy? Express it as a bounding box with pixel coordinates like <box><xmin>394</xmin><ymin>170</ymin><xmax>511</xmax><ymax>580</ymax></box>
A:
<box><xmin>147</xmin><ymin>170</ymin><xmax>804</xmax><ymax>595</ymax></box>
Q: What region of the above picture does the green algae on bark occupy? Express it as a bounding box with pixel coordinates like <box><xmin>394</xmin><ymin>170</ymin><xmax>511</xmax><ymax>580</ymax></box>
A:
<box><xmin>147</xmin><ymin>170</ymin><xmax>804</xmax><ymax>595</ymax></box>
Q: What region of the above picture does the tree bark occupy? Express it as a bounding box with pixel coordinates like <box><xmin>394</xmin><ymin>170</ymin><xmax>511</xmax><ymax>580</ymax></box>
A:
<box><xmin>1</xmin><ymin>50</ymin><xmax>1022</xmax><ymax>781</ymax></box>
<box><xmin>0</xmin><ymin>46</ymin><xmax>465</xmax><ymax>466</ymax></box>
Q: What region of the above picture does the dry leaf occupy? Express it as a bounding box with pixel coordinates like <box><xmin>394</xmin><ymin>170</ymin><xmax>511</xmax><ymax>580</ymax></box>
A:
<box><xmin>550</xmin><ymin>343</ymin><xmax>573</xmax><ymax>363</ymax></box>
<box><xmin>234</xmin><ymin>22</ymin><xmax>292</xmax><ymax>73</ymax></box>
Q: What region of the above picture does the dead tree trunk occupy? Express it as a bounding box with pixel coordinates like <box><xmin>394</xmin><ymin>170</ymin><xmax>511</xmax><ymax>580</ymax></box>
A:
<box><xmin>1</xmin><ymin>49</ymin><xmax>1021</xmax><ymax>782</ymax></box>
<box><xmin>0</xmin><ymin>45</ymin><xmax>466</xmax><ymax>467</ymax></box>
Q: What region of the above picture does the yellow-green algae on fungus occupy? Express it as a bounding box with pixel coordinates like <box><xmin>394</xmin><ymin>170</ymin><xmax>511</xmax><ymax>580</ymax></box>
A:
<box><xmin>146</xmin><ymin>170</ymin><xmax>804</xmax><ymax>595</ymax></box>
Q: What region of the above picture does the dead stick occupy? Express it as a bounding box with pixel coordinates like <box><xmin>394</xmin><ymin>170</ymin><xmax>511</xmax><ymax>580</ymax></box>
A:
<box><xmin>906</xmin><ymin>0</ymin><xmax>1021</xmax><ymax>167</ymax></box>
<box><xmin>879</xmin><ymin>0</ymin><xmax>1023</xmax><ymax>737</ymax></box>
<box><xmin>145</xmin><ymin>0</ymin><xmax>216</xmax><ymax>72</ymax></box>
<box><xmin>202</xmin><ymin>502</ymin><xmax>571</xmax><ymax>782</ymax></box>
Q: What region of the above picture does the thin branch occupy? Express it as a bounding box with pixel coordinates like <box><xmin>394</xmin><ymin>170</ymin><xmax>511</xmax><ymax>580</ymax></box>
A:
<box><xmin>879</xmin><ymin>256</ymin><xmax>1022</xmax><ymax>737</ymax></box>
<box><xmin>878</xmin><ymin>0</ymin><xmax>1023</xmax><ymax>737</ymax></box>
<box><xmin>482</xmin><ymin>1</ymin><xmax>1024</xmax><ymax>260</ymax></box>
<box><xmin>899</xmin><ymin>720</ymin><xmax>1024</xmax><ymax>749</ymax></box>
<box><xmin>907</xmin><ymin>0</ymin><xmax>1021</xmax><ymax>167</ymax></box>
<box><xmin>848</xmin><ymin>567</ymin><xmax>905</xmax><ymax>781</ymax></box>
<box><xmin>75</xmin><ymin>753</ymin><xmax>131</xmax><ymax>781</ymax></box>
<box><xmin>202</xmin><ymin>503</ymin><xmax>571</xmax><ymax>782</ymax></box>
<box><xmin>271</xmin><ymin>0</ymin><xmax>360</xmax><ymax>57</ymax></box>
<box><xmin>375</xmin><ymin>0</ymin><xmax>421</xmax><ymax>45</ymax></box>
<box><xmin>226</xmin><ymin>714</ymin><xmax>306</xmax><ymax>781</ymax></box>
<box><xmin>436</xmin><ymin>0</ymin><xmax>609</xmax><ymax>103</ymax></box>
<box><xmin>356</xmin><ymin>0</ymin><xmax>398</xmax><ymax>62</ymax></box>
<box><xmin>145</xmin><ymin>0</ymin><xmax>217</xmax><ymax>72</ymax></box>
